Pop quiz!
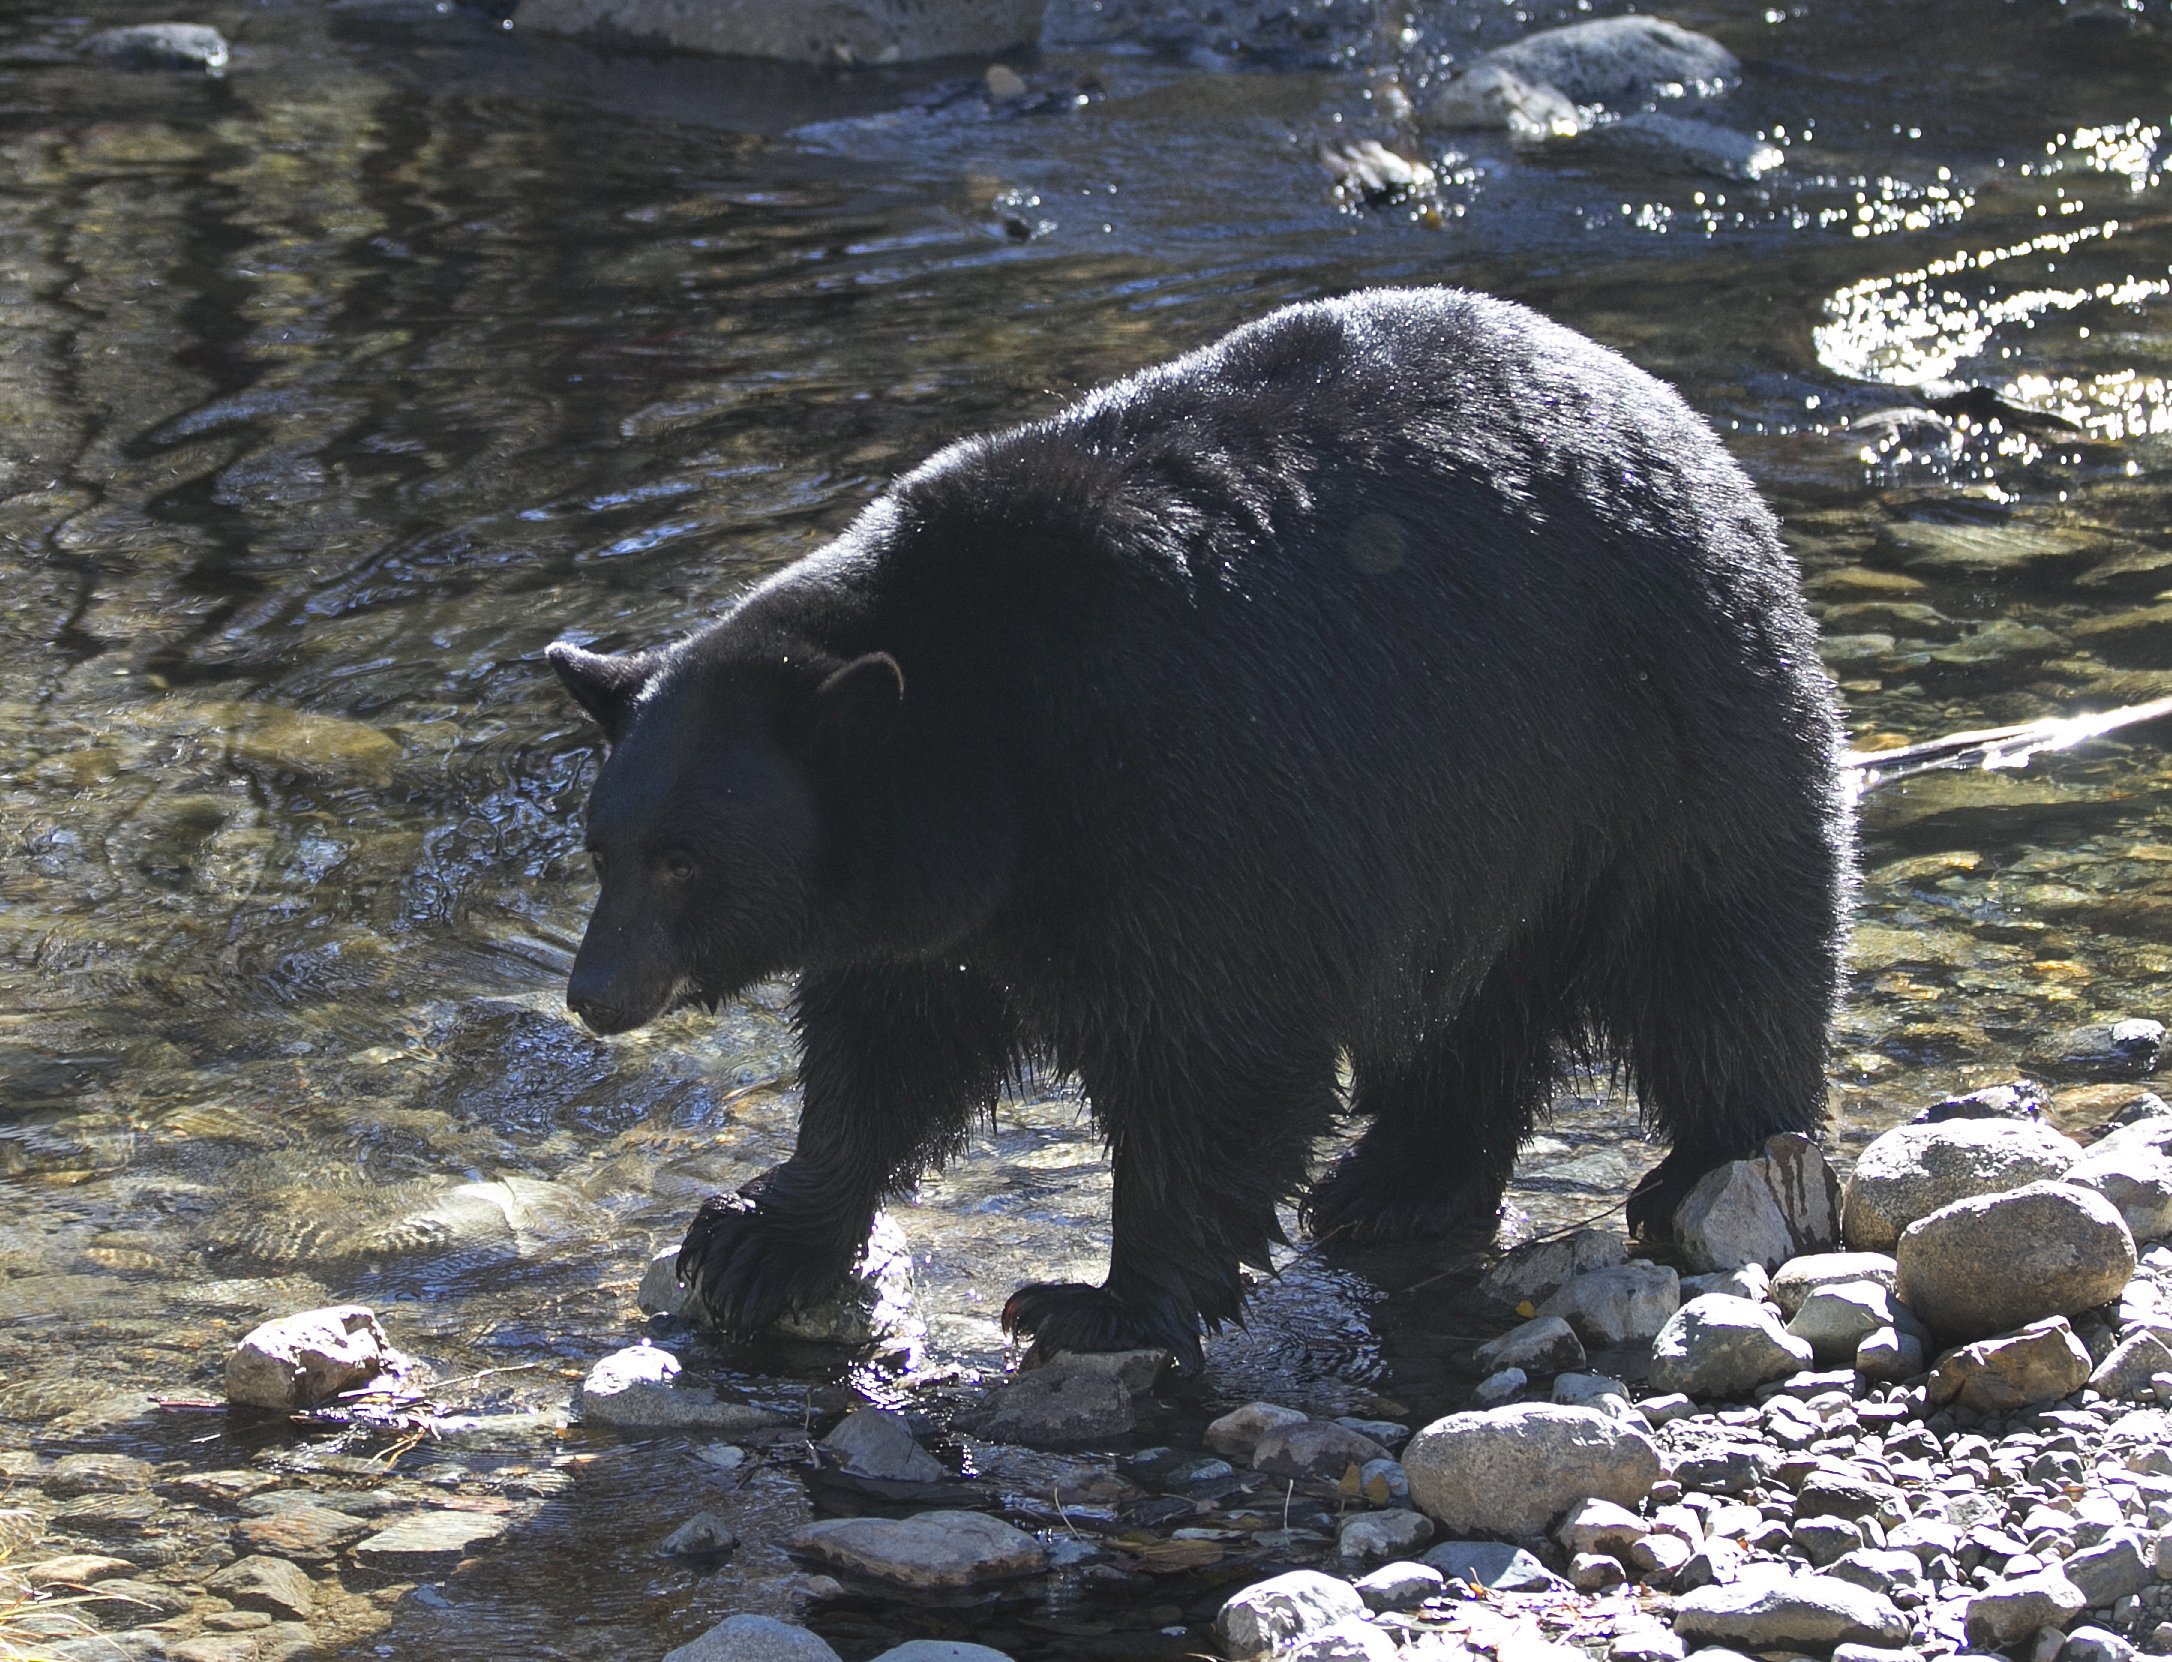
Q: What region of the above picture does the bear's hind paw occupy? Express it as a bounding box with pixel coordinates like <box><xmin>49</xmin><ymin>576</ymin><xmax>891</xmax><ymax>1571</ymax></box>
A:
<box><xmin>677</xmin><ymin>1193</ymin><xmax>851</xmax><ymax>1340</ymax></box>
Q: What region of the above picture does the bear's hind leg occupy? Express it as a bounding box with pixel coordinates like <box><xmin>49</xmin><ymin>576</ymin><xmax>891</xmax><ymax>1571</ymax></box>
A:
<box><xmin>1302</xmin><ymin>966</ymin><xmax>1564</xmax><ymax>1247</ymax></box>
<box><xmin>681</xmin><ymin>961</ymin><xmax>1020</xmax><ymax>1338</ymax></box>
<box><xmin>1003</xmin><ymin>1032</ymin><xmax>1339</xmax><ymax>1371</ymax></box>
<box><xmin>1609</xmin><ymin>837</ymin><xmax>1844</xmax><ymax>1245</ymax></box>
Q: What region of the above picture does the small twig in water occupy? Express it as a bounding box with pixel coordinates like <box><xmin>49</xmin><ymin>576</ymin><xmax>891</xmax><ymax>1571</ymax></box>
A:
<box><xmin>1053</xmin><ymin>1484</ymin><xmax>1083</xmax><ymax>1540</ymax></box>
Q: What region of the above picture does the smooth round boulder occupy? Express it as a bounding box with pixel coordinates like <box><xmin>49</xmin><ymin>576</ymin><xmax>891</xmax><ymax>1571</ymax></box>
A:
<box><xmin>1402</xmin><ymin>1405</ymin><xmax>1661</xmax><ymax>1538</ymax></box>
<box><xmin>1895</xmin><ymin>1181</ymin><xmax>2136</xmax><ymax>1342</ymax></box>
<box><xmin>1216</xmin><ymin>1569</ymin><xmax>1368</xmax><ymax>1659</ymax></box>
<box><xmin>1770</xmin><ymin>1252</ymin><xmax>1899</xmax><ymax>1318</ymax></box>
<box><xmin>1842</xmin><ymin>1120</ymin><xmax>2083</xmax><ymax>1251</ymax></box>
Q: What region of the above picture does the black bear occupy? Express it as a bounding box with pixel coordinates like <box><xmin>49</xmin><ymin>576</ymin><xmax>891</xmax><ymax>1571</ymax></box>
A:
<box><xmin>548</xmin><ymin>287</ymin><xmax>1853</xmax><ymax>1369</ymax></box>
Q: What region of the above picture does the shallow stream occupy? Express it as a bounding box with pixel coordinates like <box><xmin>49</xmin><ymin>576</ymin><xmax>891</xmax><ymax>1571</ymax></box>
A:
<box><xmin>6</xmin><ymin>0</ymin><xmax>2172</xmax><ymax>1654</ymax></box>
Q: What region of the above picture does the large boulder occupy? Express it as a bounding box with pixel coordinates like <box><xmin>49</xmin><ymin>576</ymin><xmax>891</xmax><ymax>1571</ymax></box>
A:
<box><xmin>1895</xmin><ymin>1181</ymin><xmax>2135</xmax><ymax>1341</ymax></box>
<box><xmin>1842</xmin><ymin>1120</ymin><xmax>2083</xmax><ymax>1251</ymax></box>
<box><xmin>1401</xmin><ymin>1405</ymin><xmax>1661</xmax><ymax>1538</ymax></box>
<box><xmin>512</xmin><ymin>0</ymin><xmax>1045</xmax><ymax>64</ymax></box>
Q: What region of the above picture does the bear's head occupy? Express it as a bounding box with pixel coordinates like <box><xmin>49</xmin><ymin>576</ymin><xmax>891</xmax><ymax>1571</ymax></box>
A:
<box><xmin>546</xmin><ymin>636</ymin><xmax>903</xmax><ymax>1035</ymax></box>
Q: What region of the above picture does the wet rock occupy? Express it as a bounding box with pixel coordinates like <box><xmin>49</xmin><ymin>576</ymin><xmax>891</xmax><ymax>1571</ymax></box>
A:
<box><xmin>1336</xmin><ymin>1509</ymin><xmax>1434</xmax><ymax>1566</ymax></box>
<box><xmin>1923</xmin><ymin>1080</ymin><xmax>2049</xmax><ymax>1123</ymax></box>
<box><xmin>2070</xmin><ymin>1118</ymin><xmax>2172</xmax><ymax>1241</ymax></box>
<box><xmin>1897</xmin><ymin>1183</ymin><xmax>2135</xmax><ymax>1341</ymax></box>
<box><xmin>1473</xmin><ymin>1366</ymin><xmax>1528</xmax><ymax>1407</ymax></box>
<box><xmin>1353</xmin><ymin>1560</ymin><xmax>1444</xmax><ymax>1612</ymax></box>
<box><xmin>1216</xmin><ymin>1568</ymin><xmax>1368</xmax><ymax>1658</ymax></box>
<box><xmin>980</xmin><ymin>1358</ymin><xmax>1133</xmax><ymax>1446</ymax></box>
<box><xmin>46</xmin><ymin>1454</ymin><xmax>154</xmax><ymax>1496</ymax></box>
<box><xmin>640</xmin><ymin>1215</ymin><xmax>921</xmax><ymax>1355</ymax></box>
<box><xmin>2091</xmin><ymin>1331</ymin><xmax>2172</xmax><ymax>1398</ymax></box>
<box><xmin>1574</xmin><ymin>114</ymin><xmax>1782</xmax><ymax>182</ymax></box>
<box><xmin>1478</xmin><ymin>1229</ymin><xmax>1627</xmax><ymax>1308</ymax></box>
<box><xmin>233</xmin><ymin>1501</ymin><xmax>372</xmax><ymax>1563</ymax></box>
<box><xmin>2063</xmin><ymin>1533</ymin><xmax>2152</xmax><ymax>1607</ymax></box>
<box><xmin>576</xmin><ymin>1343</ymin><xmax>787</xmax><ymax>1432</ymax></box>
<box><xmin>1843</xmin><ymin>1121</ymin><xmax>2084</xmax><ymax>1252</ymax></box>
<box><xmin>2053</xmin><ymin>1019</ymin><xmax>2165</xmax><ymax>1081</ymax></box>
<box><xmin>1673</xmin><ymin>1572</ymin><xmax>1911</xmax><ymax>1648</ymax></box>
<box><xmin>205</xmin><ymin>1556</ymin><xmax>315</xmax><ymax>1619</ymax></box>
<box><xmin>225</xmin><ymin>1305</ymin><xmax>417</xmax><ymax>1412</ymax></box>
<box><xmin>1538</xmin><ymin>1261</ymin><xmax>1681</xmax><ymax>1345</ymax></box>
<box><xmin>663</xmin><ymin>1615</ymin><xmax>844</xmax><ymax>1662</ymax></box>
<box><xmin>1966</xmin><ymin>1569</ymin><xmax>2089</xmax><ymax>1647</ymax></box>
<box><xmin>1254</xmin><ymin>1420</ymin><xmax>1391</xmax><ymax>1483</ymax></box>
<box><xmin>1772</xmin><ymin>1253</ymin><xmax>1900</xmax><ymax>1318</ymax></box>
<box><xmin>22</xmin><ymin>1554</ymin><xmax>133</xmax><ymax>1586</ymax></box>
<box><xmin>1030</xmin><ymin>1347</ymin><xmax>1170</xmax><ymax>1395</ymax></box>
<box><xmin>1882</xmin><ymin>522</ymin><xmax>2101</xmax><ymax>575</ymax></box>
<box><xmin>1319</xmin><ymin>140</ymin><xmax>1438</xmax><ymax>209</ymax></box>
<box><xmin>1423</xmin><ymin>64</ymin><xmax>1579</xmax><ymax>140</ymax></box>
<box><xmin>822</xmin><ymin>1408</ymin><xmax>945</xmax><ymax>1482</ymax></box>
<box><xmin>1930</xmin><ymin>1317</ymin><xmax>2094</xmax><ymax>1413</ymax></box>
<box><xmin>785</xmin><ymin>1510</ymin><xmax>1044</xmax><ymax>1590</ymax></box>
<box><xmin>1788</xmin><ymin>1280</ymin><xmax>1898</xmax><ymax>1363</ymax></box>
<box><xmin>1648</xmin><ymin>1295</ymin><xmax>1815</xmax><ymax>1399</ymax></box>
<box><xmin>1424</xmin><ymin>1540</ymin><xmax>1568</xmax><ymax>1591</ymax></box>
<box><xmin>513</xmin><ymin>0</ymin><xmax>1044</xmax><ymax>63</ymax></box>
<box><xmin>1403</xmin><ymin>1404</ymin><xmax>1661</xmax><ymax>1537</ymax></box>
<box><xmin>1206</xmin><ymin>1401</ymin><xmax>1309</xmax><ymax>1463</ymax></box>
<box><xmin>354</xmin><ymin>1510</ymin><xmax>509</xmax><ymax>1566</ymax></box>
<box><xmin>1427</xmin><ymin>15</ymin><xmax>1736</xmax><ymax>137</ymax></box>
<box><xmin>82</xmin><ymin>23</ymin><xmax>228</xmax><ymax>71</ymax></box>
<box><xmin>1474</xmin><ymin>1315</ymin><xmax>1586</xmax><ymax>1376</ymax></box>
<box><xmin>659</xmin><ymin>1511</ymin><xmax>738</xmax><ymax>1560</ymax></box>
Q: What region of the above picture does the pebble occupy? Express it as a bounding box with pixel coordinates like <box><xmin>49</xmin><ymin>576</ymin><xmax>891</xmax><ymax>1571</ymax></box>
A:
<box><xmin>225</xmin><ymin>1304</ymin><xmax>417</xmax><ymax>1412</ymax></box>
<box><xmin>1844</xmin><ymin>1120</ymin><xmax>2086</xmax><ymax>1251</ymax></box>
<box><xmin>1217</xmin><ymin>1568</ymin><xmax>1368</xmax><ymax>1658</ymax></box>
<box><xmin>659</xmin><ymin>1511</ymin><xmax>739</xmax><ymax>1559</ymax></box>
<box><xmin>785</xmin><ymin>1510</ymin><xmax>1045</xmax><ymax>1590</ymax></box>
<box><xmin>1474</xmin><ymin>1366</ymin><xmax>1529</xmax><ymax>1407</ymax></box>
<box><xmin>1403</xmin><ymin>1405</ymin><xmax>1661</xmax><ymax>1537</ymax></box>
<box><xmin>1648</xmin><ymin>1294</ymin><xmax>1815</xmax><ymax>1398</ymax></box>
<box><xmin>1898</xmin><ymin>1184</ymin><xmax>2136</xmax><ymax>1341</ymax></box>
<box><xmin>662</xmin><ymin>1615</ymin><xmax>843</xmax><ymax>1662</ymax></box>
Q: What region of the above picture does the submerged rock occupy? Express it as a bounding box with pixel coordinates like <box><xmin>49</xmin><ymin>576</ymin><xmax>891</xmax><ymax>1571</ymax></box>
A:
<box><xmin>1571</xmin><ymin>113</ymin><xmax>1782</xmax><ymax>181</ymax></box>
<box><xmin>980</xmin><ymin>1357</ymin><xmax>1133</xmax><ymax>1446</ymax></box>
<box><xmin>512</xmin><ymin>0</ymin><xmax>1045</xmax><ymax>64</ymax></box>
<box><xmin>1402</xmin><ymin>1405</ymin><xmax>1661</xmax><ymax>1537</ymax></box>
<box><xmin>821</xmin><ymin>1408</ymin><xmax>945</xmax><ymax>1482</ymax></box>
<box><xmin>1206</xmin><ymin>1401</ymin><xmax>1310</xmax><ymax>1463</ymax></box>
<box><xmin>785</xmin><ymin>1510</ymin><xmax>1045</xmax><ymax>1589</ymax></box>
<box><xmin>576</xmin><ymin>1343</ymin><xmax>787</xmax><ymax>1432</ymax></box>
<box><xmin>82</xmin><ymin>23</ymin><xmax>228</xmax><ymax>71</ymax></box>
<box><xmin>225</xmin><ymin>1305</ymin><xmax>418</xmax><ymax>1412</ymax></box>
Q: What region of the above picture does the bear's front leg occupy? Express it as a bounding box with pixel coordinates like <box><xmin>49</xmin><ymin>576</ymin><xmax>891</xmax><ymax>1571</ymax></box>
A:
<box><xmin>1003</xmin><ymin>1036</ymin><xmax>1339</xmax><ymax>1372</ymax></box>
<box><xmin>679</xmin><ymin>961</ymin><xmax>1020</xmax><ymax>1339</ymax></box>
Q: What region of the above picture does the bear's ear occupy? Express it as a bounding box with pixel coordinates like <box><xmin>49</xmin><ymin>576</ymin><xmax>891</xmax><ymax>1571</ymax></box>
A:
<box><xmin>547</xmin><ymin>642</ymin><xmax>656</xmax><ymax>741</ymax></box>
<box><xmin>803</xmin><ymin>651</ymin><xmax>905</xmax><ymax>763</ymax></box>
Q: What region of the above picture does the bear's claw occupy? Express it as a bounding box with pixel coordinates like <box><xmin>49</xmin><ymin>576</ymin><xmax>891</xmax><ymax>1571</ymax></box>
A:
<box><xmin>677</xmin><ymin>1192</ymin><xmax>856</xmax><ymax>1339</ymax></box>
<box><xmin>1001</xmin><ymin>1279</ymin><xmax>1207</xmax><ymax>1373</ymax></box>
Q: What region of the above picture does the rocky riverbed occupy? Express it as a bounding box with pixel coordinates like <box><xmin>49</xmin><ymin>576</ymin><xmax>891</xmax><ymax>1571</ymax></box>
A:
<box><xmin>11</xmin><ymin>1092</ymin><xmax>2172</xmax><ymax>1662</ymax></box>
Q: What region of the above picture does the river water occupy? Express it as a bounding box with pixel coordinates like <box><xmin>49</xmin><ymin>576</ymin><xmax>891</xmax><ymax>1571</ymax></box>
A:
<box><xmin>3</xmin><ymin>0</ymin><xmax>2172</xmax><ymax>1656</ymax></box>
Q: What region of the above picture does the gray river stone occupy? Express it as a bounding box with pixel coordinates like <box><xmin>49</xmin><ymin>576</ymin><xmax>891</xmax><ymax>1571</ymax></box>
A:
<box><xmin>1930</xmin><ymin>1317</ymin><xmax>2094</xmax><ymax>1412</ymax></box>
<box><xmin>1537</xmin><ymin>1260</ymin><xmax>1680</xmax><ymax>1345</ymax></box>
<box><xmin>46</xmin><ymin>1454</ymin><xmax>153</xmax><ymax>1496</ymax></box>
<box><xmin>1897</xmin><ymin>1182</ymin><xmax>2135</xmax><ymax>1341</ymax></box>
<box><xmin>1424</xmin><ymin>1540</ymin><xmax>1567</xmax><ymax>1591</ymax></box>
<box><xmin>2064</xmin><ymin>1531</ymin><xmax>2152</xmax><ymax>1607</ymax></box>
<box><xmin>1672</xmin><ymin>1571</ymin><xmax>1910</xmax><ymax>1648</ymax></box>
<box><xmin>822</xmin><ymin>1408</ymin><xmax>945</xmax><ymax>1482</ymax></box>
<box><xmin>1476</xmin><ymin>1228</ymin><xmax>1626</xmax><ymax>1308</ymax></box>
<box><xmin>1336</xmin><ymin>1509</ymin><xmax>1434</xmax><ymax>1567</ymax></box>
<box><xmin>1206</xmin><ymin>1401</ymin><xmax>1309</xmax><ymax>1463</ymax></box>
<box><xmin>205</xmin><ymin>1555</ymin><xmax>315</xmax><ymax>1618</ymax></box>
<box><xmin>1253</xmin><ymin>1420</ymin><xmax>1391</xmax><ymax>1483</ymax></box>
<box><xmin>980</xmin><ymin>1357</ymin><xmax>1133</xmax><ymax>1445</ymax></box>
<box><xmin>1354</xmin><ymin>1560</ymin><xmax>1444</xmax><ymax>1612</ymax></box>
<box><xmin>225</xmin><ymin>1304</ymin><xmax>416</xmax><ymax>1411</ymax></box>
<box><xmin>82</xmin><ymin>23</ymin><xmax>228</xmax><ymax>71</ymax></box>
<box><xmin>1674</xmin><ymin>1160</ymin><xmax>1796</xmax><ymax>1273</ymax></box>
<box><xmin>1647</xmin><ymin>1294</ymin><xmax>1814</xmax><ymax>1398</ymax></box>
<box><xmin>576</xmin><ymin>1343</ymin><xmax>788</xmax><ymax>1432</ymax></box>
<box><xmin>786</xmin><ymin>1510</ymin><xmax>1046</xmax><ymax>1589</ymax></box>
<box><xmin>352</xmin><ymin>1510</ymin><xmax>510</xmax><ymax>1566</ymax></box>
<box><xmin>1442</xmin><ymin>15</ymin><xmax>1736</xmax><ymax>116</ymax></box>
<box><xmin>2053</xmin><ymin>1018</ymin><xmax>2165</xmax><ymax>1080</ymax></box>
<box><xmin>1787</xmin><ymin>1279</ymin><xmax>1896</xmax><ymax>1363</ymax></box>
<box><xmin>2070</xmin><ymin>1117</ymin><xmax>2172</xmax><ymax>1241</ymax></box>
<box><xmin>1770</xmin><ymin>1251</ymin><xmax>1899</xmax><ymax>1317</ymax></box>
<box><xmin>2090</xmin><ymin>1329</ymin><xmax>2172</xmax><ymax>1398</ymax></box>
<box><xmin>512</xmin><ymin>0</ymin><xmax>1044</xmax><ymax>63</ymax></box>
<box><xmin>1403</xmin><ymin>1405</ymin><xmax>1661</xmax><ymax>1537</ymax></box>
<box><xmin>1572</xmin><ymin>113</ymin><xmax>1782</xmax><ymax>182</ymax></box>
<box><xmin>1965</xmin><ymin>1569</ymin><xmax>2089</xmax><ymax>1646</ymax></box>
<box><xmin>663</xmin><ymin>1616</ymin><xmax>844</xmax><ymax>1662</ymax></box>
<box><xmin>1216</xmin><ymin>1568</ymin><xmax>1368</xmax><ymax>1658</ymax></box>
<box><xmin>872</xmin><ymin>1645</ymin><xmax>1019</xmax><ymax>1661</ymax></box>
<box><xmin>1843</xmin><ymin>1119</ymin><xmax>2084</xmax><ymax>1251</ymax></box>
<box><xmin>1473</xmin><ymin>1314</ymin><xmax>1586</xmax><ymax>1376</ymax></box>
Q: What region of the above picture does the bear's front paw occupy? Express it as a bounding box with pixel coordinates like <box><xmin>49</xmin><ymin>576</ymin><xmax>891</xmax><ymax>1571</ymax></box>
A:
<box><xmin>1303</xmin><ymin>1152</ymin><xmax>1506</xmax><ymax>1246</ymax></box>
<box><xmin>1001</xmin><ymin>1280</ymin><xmax>1206</xmax><ymax>1373</ymax></box>
<box><xmin>677</xmin><ymin>1194</ymin><xmax>857</xmax><ymax>1339</ymax></box>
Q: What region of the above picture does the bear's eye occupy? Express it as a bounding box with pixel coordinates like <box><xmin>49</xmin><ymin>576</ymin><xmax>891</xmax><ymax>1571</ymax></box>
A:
<box><xmin>661</xmin><ymin>851</ymin><xmax>696</xmax><ymax>884</ymax></box>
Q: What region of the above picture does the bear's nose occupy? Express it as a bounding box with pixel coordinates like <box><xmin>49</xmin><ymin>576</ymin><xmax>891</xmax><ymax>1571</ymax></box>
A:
<box><xmin>565</xmin><ymin>970</ymin><xmax>630</xmax><ymax>1035</ymax></box>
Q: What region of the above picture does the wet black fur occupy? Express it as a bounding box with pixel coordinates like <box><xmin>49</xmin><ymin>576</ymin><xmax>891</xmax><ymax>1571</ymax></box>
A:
<box><xmin>549</xmin><ymin>287</ymin><xmax>1855</xmax><ymax>1370</ymax></box>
